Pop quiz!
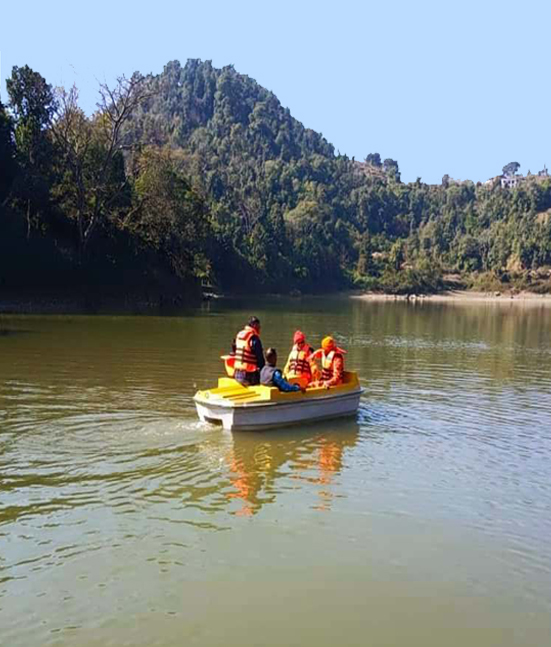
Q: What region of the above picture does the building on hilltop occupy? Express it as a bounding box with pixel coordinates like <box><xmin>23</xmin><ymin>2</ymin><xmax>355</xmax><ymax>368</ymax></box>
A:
<box><xmin>498</xmin><ymin>165</ymin><xmax>548</xmax><ymax>189</ymax></box>
<box><xmin>501</xmin><ymin>175</ymin><xmax>520</xmax><ymax>188</ymax></box>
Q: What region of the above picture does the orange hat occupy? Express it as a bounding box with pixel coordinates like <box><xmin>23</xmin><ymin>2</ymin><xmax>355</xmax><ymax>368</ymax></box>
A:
<box><xmin>293</xmin><ymin>330</ymin><xmax>306</xmax><ymax>344</ymax></box>
<box><xmin>321</xmin><ymin>336</ymin><xmax>347</xmax><ymax>354</ymax></box>
<box><xmin>321</xmin><ymin>336</ymin><xmax>335</xmax><ymax>351</ymax></box>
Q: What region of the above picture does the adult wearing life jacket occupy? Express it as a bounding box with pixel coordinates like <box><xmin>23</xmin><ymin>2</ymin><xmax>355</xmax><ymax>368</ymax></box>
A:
<box><xmin>232</xmin><ymin>316</ymin><xmax>265</xmax><ymax>386</ymax></box>
<box><xmin>284</xmin><ymin>330</ymin><xmax>317</xmax><ymax>389</ymax></box>
<box><xmin>312</xmin><ymin>336</ymin><xmax>347</xmax><ymax>388</ymax></box>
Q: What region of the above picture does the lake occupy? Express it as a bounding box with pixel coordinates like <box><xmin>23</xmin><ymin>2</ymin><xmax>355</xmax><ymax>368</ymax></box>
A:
<box><xmin>1</xmin><ymin>297</ymin><xmax>550</xmax><ymax>646</ymax></box>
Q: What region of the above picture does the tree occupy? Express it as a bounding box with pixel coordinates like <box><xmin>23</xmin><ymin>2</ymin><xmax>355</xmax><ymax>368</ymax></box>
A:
<box><xmin>502</xmin><ymin>162</ymin><xmax>520</xmax><ymax>177</ymax></box>
<box><xmin>383</xmin><ymin>158</ymin><xmax>400</xmax><ymax>182</ymax></box>
<box><xmin>6</xmin><ymin>65</ymin><xmax>56</xmax><ymax>161</ymax></box>
<box><xmin>127</xmin><ymin>146</ymin><xmax>211</xmax><ymax>278</ymax></box>
<box><xmin>51</xmin><ymin>75</ymin><xmax>152</xmax><ymax>255</ymax></box>
<box><xmin>442</xmin><ymin>174</ymin><xmax>450</xmax><ymax>188</ymax></box>
<box><xmin>6</xmin><ymin>65</ymin><xmax>56</xmax><ymax>235</ymax></box>
<box><xmin>365</xmin><ymin>152</ymin><xmax>381</xmax><ymax>167</ymax></box>
<box><xmin>0</xmin><ymin>102</ymin><xmax>17</xmax><ymax>201</ymax></box>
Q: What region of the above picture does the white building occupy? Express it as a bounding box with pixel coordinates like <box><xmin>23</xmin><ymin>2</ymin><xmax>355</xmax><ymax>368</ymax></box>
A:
<box><xmin>501</xmin><ymin>175</ymin><xmax>520</xmax><ymax>188</ymax></box>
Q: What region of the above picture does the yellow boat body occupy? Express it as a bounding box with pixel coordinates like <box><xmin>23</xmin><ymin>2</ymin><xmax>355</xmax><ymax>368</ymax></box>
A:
<box><xmin>194</xmin><ymin>371</ymin><xmax>363</xmax><ymax>431</ymax></box>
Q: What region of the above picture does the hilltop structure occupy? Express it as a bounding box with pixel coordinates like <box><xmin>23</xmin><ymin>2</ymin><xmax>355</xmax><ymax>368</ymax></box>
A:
<box><xmin>499</xmin><ymin>165</ymin><xmax>548</xmax><ymax>188</ymax></box>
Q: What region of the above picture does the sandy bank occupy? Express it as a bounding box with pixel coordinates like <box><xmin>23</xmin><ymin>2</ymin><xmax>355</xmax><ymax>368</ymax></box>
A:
<box><xmin>353</xmin><ymin>290</ymin><xmax>551</xmax><ymax>305</ymax></box>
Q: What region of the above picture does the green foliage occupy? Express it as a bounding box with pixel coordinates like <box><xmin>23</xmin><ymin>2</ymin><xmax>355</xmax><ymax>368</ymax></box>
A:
<box><xmin>383</xmin><ymin>158</ymin><xmax>400</xmax><ymax>182</ymax></box>
<box><xmin>50</xmin><ymin>77</ymin><xmax>153</xmax><ymax>254</ymax></box>
<box><xmin>128</xmin><ymin>147</ymin><xmax>211</xmax><ymax>278</ymax></box>
<box><xmin>6</xmin><ymin>65</ymin><xmax>56</xmax><ymax>161</ymax></box>
<box><xmin>466</xmin><ymin>271</ymin><xmax>504</xmax><ymax>293</ymax></box>
<box><xmin>3</xmin><ymin>59</ymin><xmax>551</xmax><ymax>301</ymax></box>
<box><xmin>6</xmin><ymin>66</ymin><xmax>56</xmax><ymax>235</ymax></box>
<box><xmin>0</xmin><ymin>102</ymin><xmax>17</xmax><ymax>200</ymax></box>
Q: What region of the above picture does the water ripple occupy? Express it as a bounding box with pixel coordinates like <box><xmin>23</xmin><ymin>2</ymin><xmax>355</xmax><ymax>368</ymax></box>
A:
<box><xmin>1</xmin><ymin>306</ymin><xmax>551</xmax><ymax>647</ymax></box>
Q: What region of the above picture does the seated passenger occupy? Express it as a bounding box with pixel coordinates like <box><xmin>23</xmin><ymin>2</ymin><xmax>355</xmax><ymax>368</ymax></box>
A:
<box><xmin>260</xmin><ymin>348</ymin><xmax>304</xmax><ymax>393</ymax></box>
<box><xmin>284</xmin><ymin>330</ymin><xmax>319</xmax><ymax>389</ymax></box>
<box><xmin>312</xmin><ymin>336</ymin><xmax>346</xmax><ymax>389</ymax></box>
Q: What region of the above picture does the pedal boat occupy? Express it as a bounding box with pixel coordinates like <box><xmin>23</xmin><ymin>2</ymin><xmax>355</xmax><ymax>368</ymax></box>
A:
<box><xmin>194</xmin><ymin>370</ymin><xmax>364</xmax><ymax>432</ymax></box>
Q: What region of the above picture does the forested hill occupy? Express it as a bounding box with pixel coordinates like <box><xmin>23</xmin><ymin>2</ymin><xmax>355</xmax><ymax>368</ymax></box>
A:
<box><xmin>129</xmin><ymin>59</ymin><xmax>335</xmax><ymax>160</ymax></box>
<box><xmin>2</xmin><ymin>59</ymin><xmax>551</xmax><ymax>307</ymax></box>
<box><xmin>124</xmin><ymin>59</ymin><xmax>351</xmax><ymax>290</ymax></box>
<box><xmin>126</xmin><ymin>59</ymin><xmax>551</xmax><ymax>294</ymax></box>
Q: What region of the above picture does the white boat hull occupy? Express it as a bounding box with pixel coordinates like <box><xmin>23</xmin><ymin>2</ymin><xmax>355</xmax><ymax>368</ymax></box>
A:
<box><xmin>195</xmin><ymin>389</ymin><xmax>363</xmax><ymax>431</ymax></box>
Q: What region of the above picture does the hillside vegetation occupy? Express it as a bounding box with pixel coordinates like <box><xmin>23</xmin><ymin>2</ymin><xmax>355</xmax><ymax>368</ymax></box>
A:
<box><xmin>2</xmin><ymin>59</ymin><xmax>551</xmax><ymax>305</ymax></box>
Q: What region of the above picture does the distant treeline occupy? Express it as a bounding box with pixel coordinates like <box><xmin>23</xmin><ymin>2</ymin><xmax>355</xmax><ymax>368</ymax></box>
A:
<box><xmin>2</xmin><ymin>59</ymin><xmax>551</xmax><ymax>303</ymax></box>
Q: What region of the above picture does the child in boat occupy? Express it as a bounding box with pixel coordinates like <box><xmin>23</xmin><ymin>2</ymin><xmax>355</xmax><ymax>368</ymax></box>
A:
<box><xmin>260</xmin><ymin>348</ymin><xmax>305</xmax><ymax>392</ymax></box>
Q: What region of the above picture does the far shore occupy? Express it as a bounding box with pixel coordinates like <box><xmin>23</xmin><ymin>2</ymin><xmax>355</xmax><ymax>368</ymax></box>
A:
<box><xmin>353</xmin><ymin>289</ymin><xmax>551</xmax><ymax>305</ymax></box>
<box><xmin>4</xmin><ymin>287</ymin><xmax>551</xmax><ymax>316</ymax></box>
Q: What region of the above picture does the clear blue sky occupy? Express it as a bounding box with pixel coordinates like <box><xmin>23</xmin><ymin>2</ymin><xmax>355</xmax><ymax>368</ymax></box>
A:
<box><xmin>1</xmin><ymin>0</ymin><xmax>549</xmax><ymax>184</ymax></box>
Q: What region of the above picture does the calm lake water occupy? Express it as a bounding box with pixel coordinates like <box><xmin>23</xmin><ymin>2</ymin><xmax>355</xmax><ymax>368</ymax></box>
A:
<box><xmin>1</xmin><ymin>297</ymin><xmax>550</xmax><ymax>647</ymax></box>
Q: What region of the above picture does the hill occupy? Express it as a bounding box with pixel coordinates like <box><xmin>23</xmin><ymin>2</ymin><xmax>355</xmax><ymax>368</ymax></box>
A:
<box><xmin>2</xmin><ymin>59</ymin><xmax>551</xmax><ymax>308</ymax></box>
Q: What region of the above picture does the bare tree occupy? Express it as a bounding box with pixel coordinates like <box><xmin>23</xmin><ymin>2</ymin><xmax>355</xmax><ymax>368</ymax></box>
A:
<box><xmin>51</xmin><ymin>74</ymin><xmax>152</xmax><ymax>256</ymax></box>
<box><xmin>51</xmin><ymin>84</ymin><xmax>92</xmax><ymax>248</ymax></box>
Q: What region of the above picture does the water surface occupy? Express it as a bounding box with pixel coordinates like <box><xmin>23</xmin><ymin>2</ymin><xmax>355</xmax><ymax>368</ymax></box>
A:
<box><xmin>1</xmin><ymin>298</ymin><xmax>550</xmax><ymax>646</ymax></box>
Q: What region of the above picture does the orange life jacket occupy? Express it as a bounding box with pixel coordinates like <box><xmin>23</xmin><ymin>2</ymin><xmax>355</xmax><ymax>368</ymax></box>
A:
<box><xmin>233</xmin><ymin>326</ymin><xmax>259</xmax><ymax>372</ymax></box>
<box><xmin>321</xmin><ymin>350</ymin><xmax>342</xmax><ymax>382</ymax></box>
<box><xmin>286</xmin><ymin>344</ymin><xmax>312</xmax><ymax>380</ymax></box>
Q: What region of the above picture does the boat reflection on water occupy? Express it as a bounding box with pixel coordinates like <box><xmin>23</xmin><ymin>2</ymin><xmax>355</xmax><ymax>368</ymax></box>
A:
<box><xmin>223</xmin><ymin>419</ymin><xmax>360</xmax><ymax>516</ymax></box>
<box><xmin>311</xmin><ymin>437</ymin><xmax>348</xmax><ymax>512</ymax></box>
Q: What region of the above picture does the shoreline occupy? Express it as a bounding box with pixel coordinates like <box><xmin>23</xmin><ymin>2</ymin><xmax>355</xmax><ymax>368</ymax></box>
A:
<box><xmin>353</xmin><ymin>289</ymin><xmax>551</xmax><ymax>305</ymax></box>
<box><xmin>3</xmin><ymin>287</ymin><xmax>551</xmax><ymax>316</ymax></box>
<box><xmin>0</xmin><ymin>288</ymin><xmax>202</xmax><ymax>316</ymax></box>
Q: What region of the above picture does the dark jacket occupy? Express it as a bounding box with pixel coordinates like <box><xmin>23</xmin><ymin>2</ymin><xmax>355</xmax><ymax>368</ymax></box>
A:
<box><xmin>260</xmin><ymin>365</ymin><xmax>301</xmax><ymax>392</ymax></box>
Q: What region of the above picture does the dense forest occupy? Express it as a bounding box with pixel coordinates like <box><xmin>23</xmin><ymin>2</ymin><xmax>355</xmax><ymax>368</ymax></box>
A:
<box><xmin>2</xmin><ymin>59</ymin><xmax>551</xmax><ymax>307</ymax></box>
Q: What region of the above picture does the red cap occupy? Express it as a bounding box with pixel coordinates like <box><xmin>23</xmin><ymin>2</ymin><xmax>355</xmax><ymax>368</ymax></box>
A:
<box><xmin>293</xmin><ymin>330</ymin><xmax>306</xmax><ymax>344</ymax></box>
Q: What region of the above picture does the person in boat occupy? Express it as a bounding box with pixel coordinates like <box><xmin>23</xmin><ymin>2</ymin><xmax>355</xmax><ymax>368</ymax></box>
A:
<box><xmin>232</xmin><ymin>316</ymin><xmax>265</xmax><ymax>386</ymax></box>
<box><xmin>283</xmin><ymin>330</ymin><xmax>319</xmax><ymax>389</ymax></box>
<box><xmin>261</xmin><ymin>348</ymin><xmax>304</xmax><ymax>392</ymax></box>
<box><xmin>312</xmin><ymin>336</ymin><xmax>346</xmax><ymax>389</ymax></box>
